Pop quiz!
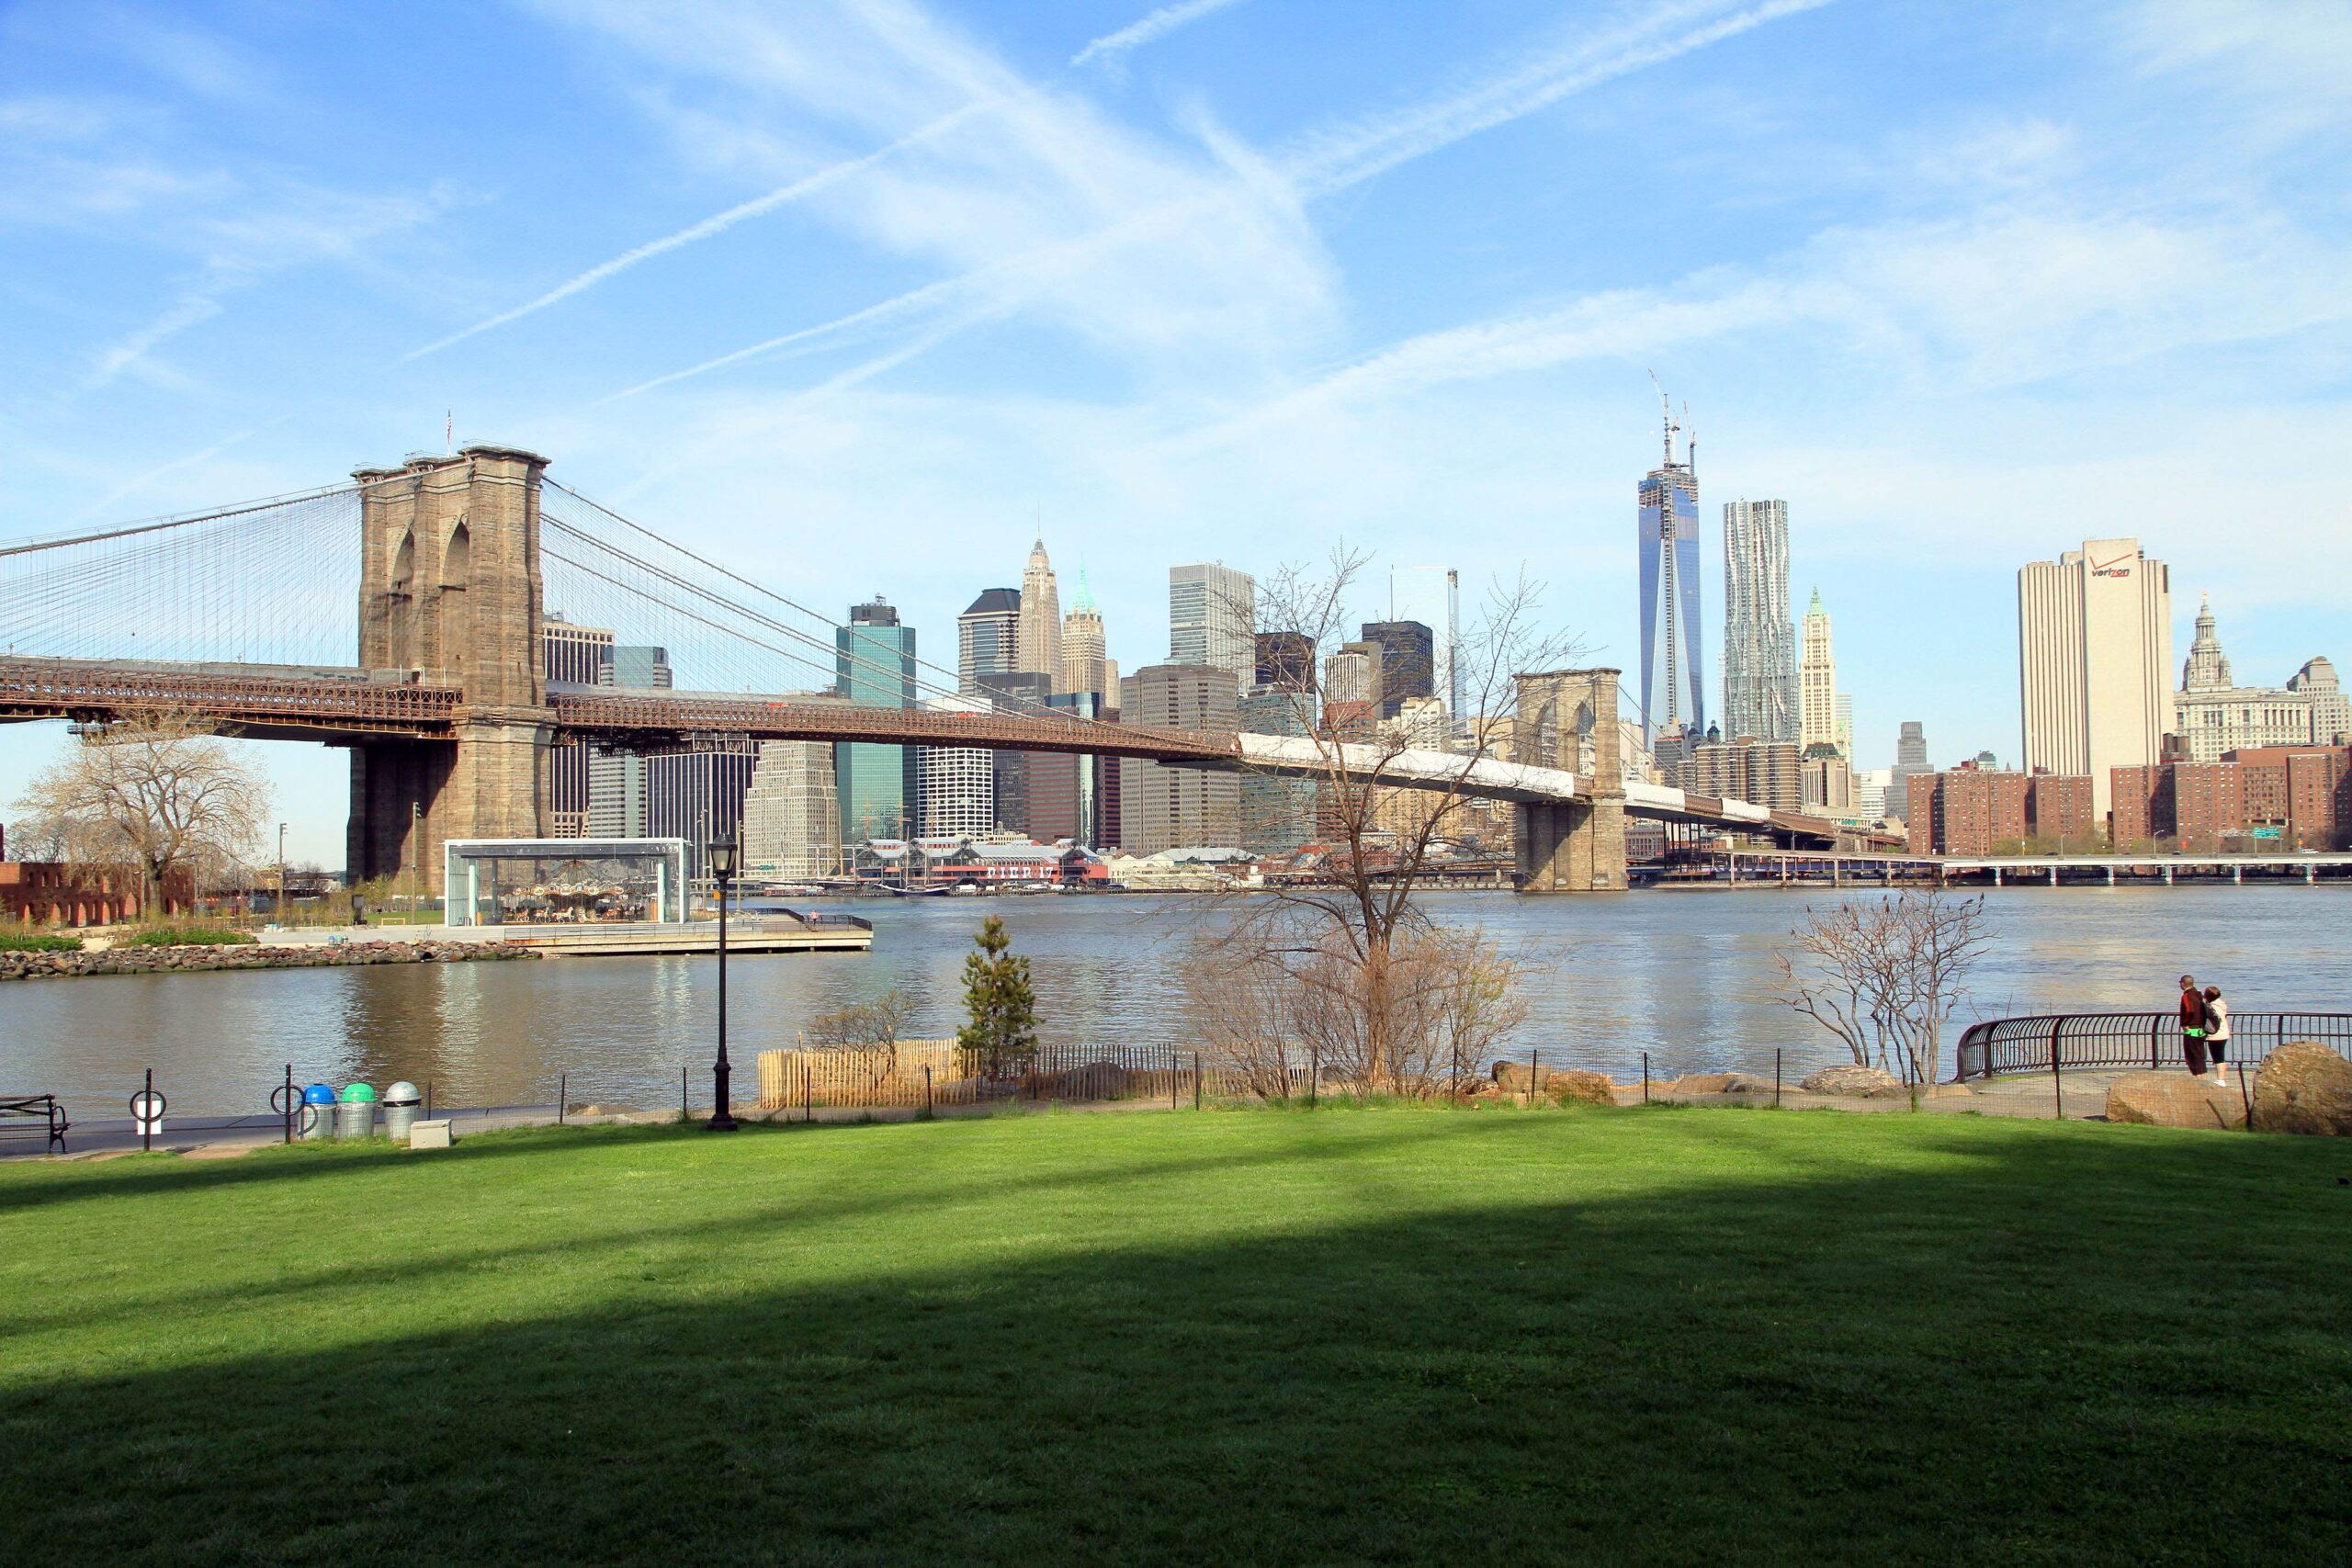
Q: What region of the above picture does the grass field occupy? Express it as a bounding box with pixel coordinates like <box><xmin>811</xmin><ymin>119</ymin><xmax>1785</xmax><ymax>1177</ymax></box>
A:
<box><xmin>4</xmin><ymin>1107</ymin><xmax>2347</xmax><ymax>1564</ymax></box>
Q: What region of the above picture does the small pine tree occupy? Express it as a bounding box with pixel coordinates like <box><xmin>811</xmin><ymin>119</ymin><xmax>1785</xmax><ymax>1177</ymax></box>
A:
<box><xmin>958</xmin><ymin>916</ymin><xmax>1037</xmax><ymax>1078</ymax></box>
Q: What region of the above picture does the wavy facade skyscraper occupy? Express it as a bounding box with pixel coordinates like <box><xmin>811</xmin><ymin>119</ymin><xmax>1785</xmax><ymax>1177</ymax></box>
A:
<box><xmin>1722</xmin><ymin>499</ymin><xmax>1797</xmax><ymax>743</ymax></box>
<box><xmin>1637</xmin><ymin>397</ymin><xmax>1703</xmax><ymax>746</ymax></box>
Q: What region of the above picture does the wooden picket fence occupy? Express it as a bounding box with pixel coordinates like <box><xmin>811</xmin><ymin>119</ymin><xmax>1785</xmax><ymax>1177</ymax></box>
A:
<box><xmin>755</xmin><ymin>1038</ymin><xmax>1209</xmax><ymax>1112</ymax></box>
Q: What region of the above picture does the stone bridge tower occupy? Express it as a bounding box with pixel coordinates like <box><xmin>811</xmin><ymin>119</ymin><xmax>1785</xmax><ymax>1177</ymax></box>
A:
<box><xmin>1513</xmin><ymin>667</ymin><xmax>1627</xmax><ymax>892</ymax></box>
<box><xmin>347</xmin><ymin>446</ymin><xmax>553</xmax><ymax>886</ymax></box>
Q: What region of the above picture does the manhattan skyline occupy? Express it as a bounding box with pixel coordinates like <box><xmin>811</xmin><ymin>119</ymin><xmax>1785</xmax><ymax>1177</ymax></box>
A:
<box><xmin>2</xmin><ymin>0</ymin><xmax>2347</xmax><ymax>860</ymax></box>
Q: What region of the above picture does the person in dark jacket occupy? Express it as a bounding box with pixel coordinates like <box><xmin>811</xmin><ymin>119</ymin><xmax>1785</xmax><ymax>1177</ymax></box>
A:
<box><xmin>2178</xmin><ymin>975</ymin><xmax>2209</xmax><ymax>1077</ymax></box>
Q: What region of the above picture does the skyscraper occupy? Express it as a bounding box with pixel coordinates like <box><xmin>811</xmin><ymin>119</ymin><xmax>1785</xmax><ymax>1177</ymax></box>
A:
<box><xmin>835</xmin><ymin>597</ymin><xmax>917</xmax><ymax>843</ymax></box>
<box><xmin>1060</xmin><ymin>566</ymin><xmax>1107</xmax><ymax>696</ymax></box>
<box><xmin>1322</xmin><ymin>640</ymin><xmax>1381</xmax><ymax>740</ymax></box>
<box><xmin>1018</xmin><ymin>537</ymin><xmax>1063</xmax><ymax>690</ymax></box>
<box><xmin>649</xmin><ymin>739</ymin><xmax>758</xmax><ymax>881</ymax></box>
<box><xmin>1170</xmin><ymin>563</ymin><xmax>1255</xmax><ymax>689</ymax></box>
<box><xmin>741</xmin><ymin>740</ymin><xmax>842</xmax><ymax>879</ymax></box>
<box><xmin>1887</xmin><ymin>719</ymin><xmax>1932</xmax><ymax>822</ymax></box>
<box><xmin>976</xmin><ymin>671</ymin><xmax>1051</xmax><ymax>835</ymax></box>
<box><xmin>1118</xmin><ymin>664</ymin><xmax>1241</xmax><ymax>852</ymax></box>
<box><xmin>1255</xmin><ymin>630</ymin><xmax>1315</xmax><ymax>694</ymax></box>
<box><xmin>1360</xmin><ymin>620</ymin><xmax>1434</xmax><ymax>721</ymax></box>
<box><xmin>1799</xmin><ymin>589</ymin><xmax>1843</xmax><ymax>758</ymax></box>
<box><xmin>2018</xmin><ymin>537</ymin><xmax>2173</xmax><ymax>820</ymax></box>
<box><xmin>586</xmin><ymin>643</ymin><xmax>673</xmax><ymax>839</ymax></box>
<box><xmin>1637</xmin><ymin>393</ymin><xmax>1703</xmax><ymax>745</ymax></box>
<box><xmin>915</xmin><ymin>696</ymin><xmax>994</xmax><ymax>840</ymax></box>
<box><xmin>1722</xmin><ymin>499</ymin><xmax>1797</xmax><ymax>743</ymax></box>
<box><xmin>957</xmin><ymin>588</ymin><xmax>1020</xmax><ymax>697</ymax></box>
<box><xmin>542</xmin><ymin>615</ymin><xmax>616</xmax><ymax>838</ymax></box>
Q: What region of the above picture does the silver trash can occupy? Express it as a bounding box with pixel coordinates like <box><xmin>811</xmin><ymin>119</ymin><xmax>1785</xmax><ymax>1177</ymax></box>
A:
<box><xmin>383</xmin><ymin>1081</ymin><xmax>423</xmax><ymax>1145</ymax></box>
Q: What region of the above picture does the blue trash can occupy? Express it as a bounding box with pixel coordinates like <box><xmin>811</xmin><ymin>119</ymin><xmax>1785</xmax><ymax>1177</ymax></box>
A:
<box><xmin>300</xmin><ymin>1083</ymin><xmax>335</xmax><ymax>1142</ymax></box>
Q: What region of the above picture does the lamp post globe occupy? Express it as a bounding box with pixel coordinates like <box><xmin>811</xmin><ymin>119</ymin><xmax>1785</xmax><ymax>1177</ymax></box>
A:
<box><xmin>707</xmin><ymin>837</ymin><xmax>740</xmax><ymax>1132</ymax></box>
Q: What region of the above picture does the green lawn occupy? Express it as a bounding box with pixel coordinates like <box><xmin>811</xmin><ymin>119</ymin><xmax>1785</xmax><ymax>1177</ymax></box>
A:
<box><xmin>3</xmin><ymin>1108</ymin><xmax>2346</xmax><ymax>1565</ymax></box>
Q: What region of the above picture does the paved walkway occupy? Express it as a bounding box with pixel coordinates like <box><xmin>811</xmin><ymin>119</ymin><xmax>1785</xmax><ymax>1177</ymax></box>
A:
<box><xmin>6</xmin><ymin>1066</ymin><xmax>2264</xmax><ymax>1161</ymax></box>
<box><xmin>1626</xmin><ymin>1066</ymin><xmax>2258</xmax><ymax>1121</ymax></box>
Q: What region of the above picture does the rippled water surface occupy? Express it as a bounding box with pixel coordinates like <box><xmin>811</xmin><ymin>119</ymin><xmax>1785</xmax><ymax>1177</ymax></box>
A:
<box><xmin>7</xmin><ymin>887</ymin><xmax>2348</xmax><ymax>1114</ymax></box>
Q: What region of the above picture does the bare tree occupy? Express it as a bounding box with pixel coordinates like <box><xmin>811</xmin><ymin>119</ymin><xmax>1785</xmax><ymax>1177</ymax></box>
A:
<box><xmin>1202</xmin><ymin>549</ymin><xmax>1573</xmax><ymax>1094</ymax></box>
<box><xmin>1771</xmin><ymin>889</ymin><xmax>1992</xmax><ymax>1107</ymax></box>
<box><xmin>13</xmin><ymin>712</ymin><xmax>271</xmax><ymax>912</ymax></box>
<box><xmin>1186</xmin><ymin>940</ymin><xmax>1304</xmax><ymax>1100</ymax></box>
<box><xmin>801</xmin><ymin>987</ymin><xmax>918</xmax><ymax>1085</ymax></box>
<box><xmin>1193</xmin><ymin>923</ymin><xmax>1532</xmax><ymax>1100</ymax></box>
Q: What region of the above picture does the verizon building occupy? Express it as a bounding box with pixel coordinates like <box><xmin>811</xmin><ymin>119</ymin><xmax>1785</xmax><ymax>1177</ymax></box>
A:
<box><xmin>2018</xmin><ymin>537</ymin><xmax>2173</xmax><ymax>823</ymax></box>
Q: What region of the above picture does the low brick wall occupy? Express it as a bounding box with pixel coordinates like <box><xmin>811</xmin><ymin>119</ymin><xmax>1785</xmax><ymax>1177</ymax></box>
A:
<box><xmin>0</xmin><ymin>941</ymin><xmax>539</xmax><ymax>982</ymax></box>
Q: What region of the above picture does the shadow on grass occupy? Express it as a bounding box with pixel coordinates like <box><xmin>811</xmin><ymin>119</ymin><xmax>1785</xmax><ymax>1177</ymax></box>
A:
<box><xmin>2</xmin><ymin>1115</ymin><xmax>2347</xmax><ymax>1566</ymax></box>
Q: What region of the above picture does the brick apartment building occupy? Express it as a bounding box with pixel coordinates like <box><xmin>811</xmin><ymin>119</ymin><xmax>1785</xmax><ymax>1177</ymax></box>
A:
<box><xmin>2111</xmin><ymin>744</ymin><xmax>2351</xmax><ymax>850</ymax></box>
<box><xmin>1905</xmin><ymin>768</ymin><xmax>2093</xmax><ymax>855</ymax></box>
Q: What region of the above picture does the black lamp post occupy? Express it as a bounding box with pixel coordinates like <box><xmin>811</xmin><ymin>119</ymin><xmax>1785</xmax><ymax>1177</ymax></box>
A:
<box><xmin>707</xmin><ymin>837</ymin><xmax>739</xmax><ymax>1132</ymax></box>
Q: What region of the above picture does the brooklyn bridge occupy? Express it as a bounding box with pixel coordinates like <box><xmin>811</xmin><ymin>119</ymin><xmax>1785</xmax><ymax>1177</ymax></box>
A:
<box><xmin>0</xmin><ymin>446</ymin><xmax>1865</xmax><ymax>891</ymax></box>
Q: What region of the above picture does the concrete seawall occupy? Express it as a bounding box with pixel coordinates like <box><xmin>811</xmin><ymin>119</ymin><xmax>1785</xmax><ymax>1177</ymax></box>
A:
<box><xmin>0</xmin><ymin>940</ymin><xmax>540</xmax><ymax>982</ymax></box>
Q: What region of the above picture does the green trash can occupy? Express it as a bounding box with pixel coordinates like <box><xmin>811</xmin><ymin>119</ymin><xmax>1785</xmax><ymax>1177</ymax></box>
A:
<box><xmin>382</xmin><ymin>1081</ymin><xmax>423</xmax><ymax>1144</ymax></box>
<box><xmin>335</xmin><ymin>1081</ymin><xmax>378</xmax><ymax>1140</ymax></box>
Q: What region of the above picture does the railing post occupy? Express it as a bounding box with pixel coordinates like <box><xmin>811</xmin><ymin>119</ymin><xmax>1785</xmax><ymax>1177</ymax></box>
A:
<box><xmin>1774</xmin><ymin>1048</ymin><xmax>1781</xmax><ymax>1108</ymax></box>
<box><xmin>1193</xmin><ymin>1052</ymin><xmax>1202</xmax><ymax>1111</ymax></box>
<box><xmin>2151</xmin><ymin>1014</ymin><xmax>2160</xmax><ymax>1071</ymax></box>
<box><xmin>1642</xmin><ymin>1051</ymin><xmax>1650</xmax><ymax>1105</ymax></box>
<box><xmin>923</xmin><ymin>1064</ymin><xmax>933</xmax><ymax>1117</ymax></box>
<box><xmin>2051</xmin><ymin>1021</ymin><xmax>2064</xmax><ymax>1121</ymax></box>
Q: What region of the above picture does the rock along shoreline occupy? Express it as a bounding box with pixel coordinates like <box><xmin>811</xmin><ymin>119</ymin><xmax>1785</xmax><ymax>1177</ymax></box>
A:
<box><xmin>0</xmin><ymin>941</ymin><xmax>540</xmax><ymax>982</ymax></box>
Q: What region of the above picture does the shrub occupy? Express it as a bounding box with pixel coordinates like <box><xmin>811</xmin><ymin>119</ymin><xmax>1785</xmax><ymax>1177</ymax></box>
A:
<box><xmin>124</xmin><ymin>924</ymin><xmax>259</xmax><ymax>948</ymax></box>
<box><xmin>0</xmin><ymin>931</ymin><xmax>83</xmax><ymax>953</ymax></box>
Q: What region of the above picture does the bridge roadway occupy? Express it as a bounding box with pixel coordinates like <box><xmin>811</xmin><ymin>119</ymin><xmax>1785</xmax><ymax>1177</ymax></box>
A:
<box><xmin>0</xmin><ymin>654</ymin><xmax>1857</xmax><ymax>847</ymax></box>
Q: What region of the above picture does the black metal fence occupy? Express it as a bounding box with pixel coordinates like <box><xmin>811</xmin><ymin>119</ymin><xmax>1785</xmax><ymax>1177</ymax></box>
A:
<box><xmin>1952</xmin><ymin>1013</ymin><xmax>2352</xmax><ymax>1080</ymax></box>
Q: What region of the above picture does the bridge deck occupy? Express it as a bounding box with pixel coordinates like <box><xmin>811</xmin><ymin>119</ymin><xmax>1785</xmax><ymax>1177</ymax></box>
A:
<box><xmin>0</xmin><ymin>654</ymin><xmax>1856</xmax><ymax>841</ymax></box>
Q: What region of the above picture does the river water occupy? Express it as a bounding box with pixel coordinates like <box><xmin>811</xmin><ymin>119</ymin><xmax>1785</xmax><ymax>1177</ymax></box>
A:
<box><xmin>6</xmin><ymin>887</ymin><xmax>2346</xmax><ymax>1115</ymax></box>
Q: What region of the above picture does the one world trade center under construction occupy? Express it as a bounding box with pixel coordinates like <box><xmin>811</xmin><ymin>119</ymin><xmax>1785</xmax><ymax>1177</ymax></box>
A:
<box><xmin>1637</xmin><ymin>384</ymin><xmax>1704</xmax><ymax>750</ymax></box>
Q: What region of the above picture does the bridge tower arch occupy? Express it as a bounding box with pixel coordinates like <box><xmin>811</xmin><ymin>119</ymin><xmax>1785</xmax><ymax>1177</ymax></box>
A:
<box><xmin>1512</xmin><ymin>667</ymin><xmax>1626</xmax><ymax>892</ymax></box>
<box><xmin>348</xmin><ymin>446</ymin><xmax>553</xmax><ymax>888</ymax></box>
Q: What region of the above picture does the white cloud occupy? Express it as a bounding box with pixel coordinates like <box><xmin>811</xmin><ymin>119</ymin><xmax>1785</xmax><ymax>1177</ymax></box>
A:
<box><xmin>402</xmin><ymin>99</ymin><xmax>995</xmax><ymax>361</ymax></box>
<box><xmin>1182</xmin><ymin>197</ymin><xmax>2352</xmax><ymax>448</ymax></box>
<box><xmin>1071</xmin><ymin>0</ymin><xmax>1252</xmax><ymax>72</ymax></box>
<box><xmin>1277</xmin><ymin>0</ymin><xmax>1838</xmax><ymax>194</ymax></box>
<box><xmin>586</xmin><ymin>0</ymin><xmax>1827</xmax><ymax>405</ymax></box>
<box><xmin>81</xmin><ymin>182</ymin><xmax>460</xmax><ymax>389</ymax></box>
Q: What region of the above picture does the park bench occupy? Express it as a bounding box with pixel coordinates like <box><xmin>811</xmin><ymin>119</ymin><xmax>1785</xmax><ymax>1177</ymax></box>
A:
<box><xmin>0</xmin><ymin>1094</ymin><xmax>70</xmax><ymax>1155</ymax></box>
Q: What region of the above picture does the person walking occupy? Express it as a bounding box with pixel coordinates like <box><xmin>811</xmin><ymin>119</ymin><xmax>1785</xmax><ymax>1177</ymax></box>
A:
<box><xmin>2204</xmin><ymin>985</ymin><xmax>2232</xmax><ymax>1087</ymax></box>
<box><xmin>2178</xmin><ymin>975</ymin><xmax>2210</xmax><ymax>1077</ymax></box>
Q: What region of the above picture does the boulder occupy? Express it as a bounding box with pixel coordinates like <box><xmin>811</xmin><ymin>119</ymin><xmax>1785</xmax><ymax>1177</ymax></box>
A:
<box><xmin>2251</xmin><ymin>1043</ymin><xmax>2352</xmax><ymax>1136</ymax></box>
<box><xmin>1801</xmin><ymin>1065</ymin><xmax>1905</xmax><ymax>1098</ymax></box>
<box><xmin>1491</xmin><ymin>1060</ymin><xmax>1598</xmax><ymax>1095</ymax></box>
<box><xmin>2105</xmin><ymin>1072</ymin><xmax>2247</xmax><ymax>1130</ymax></box>
<box><xmin>1544</xmin><ymin>1069</ymin><xmax>1617</xmax><ymax>1107</ymax></box>
<box><xmin>1667</xmin><ymin>1072</ymin><xmax>1780</xmax><ymax>1095</ymax></box>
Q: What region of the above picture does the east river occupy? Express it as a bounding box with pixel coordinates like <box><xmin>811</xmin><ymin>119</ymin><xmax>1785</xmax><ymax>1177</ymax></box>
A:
<box><xmin>6</xmin><ymin>887</ymin><xmax>2348</xmax><ymax>1115</ymax></box>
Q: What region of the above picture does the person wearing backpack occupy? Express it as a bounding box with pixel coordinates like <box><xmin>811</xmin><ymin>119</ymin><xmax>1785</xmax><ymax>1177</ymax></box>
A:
<box><xmin>2177</xmin><ymin>975</ymin><xmax>2210</xmax><ymax>1077</ymax></box>
<box><xmin>2203</xmin><ymin>985</ymin><xmax>2232</xmax><ymax>1087</ymax></box>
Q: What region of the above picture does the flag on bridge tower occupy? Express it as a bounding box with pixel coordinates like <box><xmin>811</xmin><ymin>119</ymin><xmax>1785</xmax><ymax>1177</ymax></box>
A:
<box><xmin>445</xmin><ymin>411</ymin><xmax>452</xmax><ymax>453</ymax></box>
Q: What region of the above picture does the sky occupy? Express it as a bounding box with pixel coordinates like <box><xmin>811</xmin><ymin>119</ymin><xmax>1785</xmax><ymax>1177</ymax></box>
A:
<box><xmin>3</xmin><ymin>0</ymin><xmax>2348</xmax><ymax>863</ymax></box>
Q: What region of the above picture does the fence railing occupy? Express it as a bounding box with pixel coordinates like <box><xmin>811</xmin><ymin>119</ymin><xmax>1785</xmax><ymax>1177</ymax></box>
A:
<box><xmin>1952</xmin><ymin>1013</ymin><xmax>2352</xmax><ymax>1080</ymax></box>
